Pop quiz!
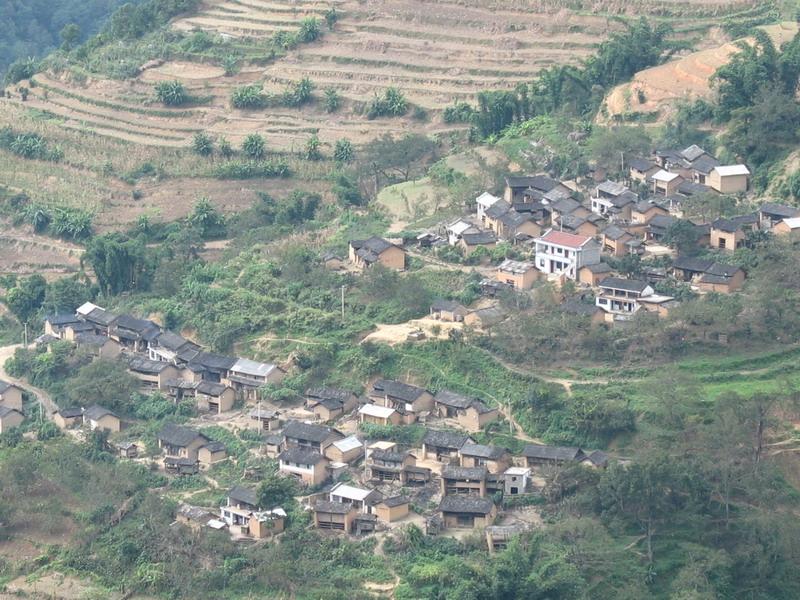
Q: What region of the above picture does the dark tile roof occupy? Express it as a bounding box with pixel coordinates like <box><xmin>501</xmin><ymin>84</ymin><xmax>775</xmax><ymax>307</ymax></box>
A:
<box><xmin>705</xmin><ymin>262</ymin><xmax>742</xmax><ymax>278</ymax></box>
<box><xmin>551</xmin><ymin>197</ymin><xmax>581</xmax><ymax>214</ymax></box>
<box><xmin>164</xmin><ymin>456</ymin><xmax>197</xmax><ymax>467</ymax></box>
<box><xmin>128</xmin><ymin>355</ymin><xmax>174</xmax><ymax>374</ymax></box>
<box><xmin>681</xmin><ymin>144</ymin><xmax>709</xmax><ymax>162</ymax></box>
<box><xmin>648</xmin><ymin>214</ymin><xmax>677</xmax><ymax>230</ymax></box>
<box><xmin>0</xmin><ymin>405</ymin><xmax>21</xmax><ymax>418</ymax></box>
<box><xmin>672</xmin><ymin>256</ymin><xmax>713</xmax><ymax>273</ymax></box>
<box><xmin>75</xmin><ymin>333</ymin><xmax>111</xmax><ymax>347</ymax></box>
<box><xmin>522</xmin><ymin>444</ymin><xmax>585</xmax><ymax>461</ymax></box>
<box><xmin>434</xmin><ymin>390</ymin><xmax>473</xmax><ymax>409</ymax></box>
<box><xmin>689</xmin><ymin>154</ymin><xmax>719</xmax><ymax>175</ymax></box>
<box><xmin>469</xmin><ymin>400</ymin><xmax>495</xmax><ymax>415</ymax></box>
<box><xmin>629</xmin><ymin>157</ymin><xmax>656</xmax><ymax>172</ymax></box>
<box><xmin>228</xmin><ymin>485</ymin><xmax>258</xmax><ymax>507</ymax></box>
<box><xmin>599</xmin><ymin>277</ymin><xmax>650</xmax><ymax>293</ymax></box>
<box><xmin>584</xmin><ymin>450</ymin><xmax>609</xmax><ymax>467</ymax></box>
<box><xmin>711</xmin><ymin>213</ymin><xmax>757</xmax><ymax>233</ymax></box>
<box><xmin>350</xmin><ymin>236</ymin><xmax>395</xmax><ymax>256</ymax></box>
<box><xmin>154</xmin><ymin>331</ymin><xmax>194</xmax><ymax>352</ymax></box>
<box><xmin>442</xmin><ymin>465</ymin><xmax>488</xmax><ymax>480</ymax></box>
<box><xmin>431</xmin><ymin>298</ymin><xmax>467</xmax><ymax>313</ymax></box>
<box><xmin>439</xmin><ymin>495</ymin><xmax>494</xmax><ymax>515</ymax></box>
<box><xmin>602</xmin><ymin>225</ymin><xmax>630</xmax><ymax>241</ymax></box>
<box><xmin>369</xmin><ymin>448</ymin><xmax>409</xmax><ymax>463</ymax></box>
<box><xmin>484</xmin><ymin>199</ymin><xmax>511</xmax><ymax>219</ymax></box>
<box><xmin>83</xmin><ymin>404</ymin><xmax>116</xmax><ymax>421</ymax></box>
<box><xmin>459</xmin><ymin>443</ymin><xmax>507</xmax><ymax>460</ymax></box>
<box><xmin>582</xmin><ymin>262</ymin><xmax>613</xmax><ymax>274</ymax></box>
<box><xmin>760</xmin><ymin>202</ymin><xmax>799</xmax><ymax>218</ymax></box>
<box><xmin>372</xmin><ymin>379</ymin><xmax>429</xmax><ymax>403</ymax></box>
<box><xmin>380</xmin><ymin>496</ymin><xmax>409</xmax><ymax>508</ymax></box>
<box><xmin>114</xmin><ymin>314</ymin><xmax>159</xmax><ymax>334</ymax></box>
<box><xmin>158</xmin><ymin>423</ymin><xmax>207</xmax><ymax>448</ymax></box>
<box><xmin>46</xmin><ymin>313</ymin><xmax>80</xmax><ymax>327</ymax></box>
<box><xmin>202</xmin><ymin>441</ymin><xmax>226</xmax><ymax>453</ymax></box>
<box><xmin>279</xmin><ymin>446</ymin><xmax>325</xmax><ymax>464</ymax></box>
<box><xmin>506</xmin><ymin>175</ymin><xmax>560</xmax><ymax>192</ymax></box>
<box><xmin>196</xmin><ymin>381</ymin><xmax>228</xmax><ymax>396</ymax></box>
<box><xmin>561</xmin><ymin>299</ymin><xmax>602</xmax><ymax>316</ymax></box>
<box><xmin>678</xmin><ymin>181</ymin><xmax>712</xmax><ymax>196</ymax></box>
<box><xmin>422</xmin><ymin>429</ymin><xmax>471</xmax><ymax>449</ymax></box>
<box><xmin>189</xmin><ymin>351</ymin><xmax>237</xmax><ymax>371</ymax></box>
<box><xmin>314</xmin><ymin>500</ymin><xmax>353</xmax><ymax>514</ymax></box>
<box><xmin>85</xmin><ymin>307</ymin><xmax>118</xmax><ymax>327</ymax></box>
<box><xmin>460</xmin><ymin>231</ymin><xmax>497</xmax><ymax>245</ymax></box>
<box><xmin>283</xmin><ymin>420</ymin><xmax>341</xmax><ymax>444</ymax></box>
<box><xmin>58</xmin><ymin>407</ymin><xmax>83</xmax><ymax>419</ymax></box>
<box><xmin>0</xmin><ymin>380</ymin><xmax>18</xmax><ymax>394</ymax></box>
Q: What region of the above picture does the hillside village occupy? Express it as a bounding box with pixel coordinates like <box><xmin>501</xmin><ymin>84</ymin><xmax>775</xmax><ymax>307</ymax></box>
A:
<box><xmin>3</xmin><ymin>1</ymin><xmax>800</xmax><ymax>599</ymax></box>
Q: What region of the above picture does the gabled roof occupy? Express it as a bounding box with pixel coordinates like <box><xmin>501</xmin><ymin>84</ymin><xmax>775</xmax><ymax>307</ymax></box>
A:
<box><xmin>306</xmin><ymin>387</ymin><xmax>354</xmax><ymax>403</ymax></box>
<box><xmin>780</xmin><ymin>216</ymin><xmax>800</xmax><ymax>230</ymax></box>
<box><xmin>581</xmin><ymin>262</ymin><xmax>613</xmax><ymax>274</ymax></box>
<box><xmin>648</xmin><ymin>214</ymin><xmax>677</xmax><ymax>230</ymax></box>
<box><xmin>431</xmin><ymin>298</ymin><xmax>467</xmax><ymax>313</ymax></box>
<box><xmin>599</xmin><ymin>277</ymin><xmax>650</xmax><ymax>293</ymax></box>
<box><xmin>228</xmin><ymin>485</ymin><xmax>258</xmax><ymax>507</ymax></box>
<box><xmin>380</xmin><ymin>496</ymin><xmax>409</xmax><ymax>508</ymax></box>
<box><xmin>75</xmin><ymin>333</ymin><xmax>111</xmax><ymax>347</ymax></box>
<box><xmin>189</xmin><ymin>351</ymin><xmax>237</xmax><ymax>371</ymax></box>
<box><xmin>678</xmin><ymin>181</ymin><xmax>712</xmax><ymax>196</ymax></box>
<box><xmin>158</xmin><ymin>423</ymin><xmax>208</xmax><ymax>448</ymax></box>
<box><xmin>57</xmin><ymin>406</ymin><xmax>83</xmax><ymax>419</ymax></box>
<box><xmin>652</xmin><ymin>170</ymin><xmax>681</xmax><ymax>183</ymax></box>
<box><xmin>84</xmin><ymin>404</ymin><xmax>117</xmax><ymax>421</ymax></box>
<box><xmin>690</xmin><ymin>154</ymin><xmax>719</xmax><ymax>175</ymax></box>
<box><xmin>442</xmin><ymin>465</ymin><xmax>488</xmax><ymax>480</ymax></box>
<box><xmin>154</xmin><ymin>331</ymin><xmax>194</xmax><ymax>352</ymax></box>
<box><xmin>114</xmin><ymin>314</ymin><xmax>159</xmax><ymax>334</ymax></box>
<box><xmin>596</xmin><ymin>180</ymin><xmax>629</xmax><ymax>197</ymax></box>
<box><xmin>681</xmin><ymin>144</ymin><xmax>708</xmax><ymax>162</ymax></box>
<box><xmin>0</xmin><ymin>380</ymin><xmax>20</xmax><ymax>394</ymax></box>
<box><xmin>522</xmin><ymin>444</ymin><xmax>585</xmax><ymax>461</ymax></box>
<box><xmin>761</xmin><ymin>202</ymin><xmax>799</xmax><ymax>218</ymax></box>
<box><xmin>196</xmin><ymin>381</ymin><xmax>229</xmax><ymax>396</ymax></box>
<box><xmin>85</xmin><ymin>307</ymin><xmax>118</xmax><ymax>327</ymax></box>
<box><xmin>279</xmin><ymin>446</ymin><xmax>325</xmax><ymax>465</ymax></box>
<box><xmin>551</xmin><ymin>197</ymin><xmax>581</xmax><ymax>215</ymax></box>
<box><xmin>332</xmin><ymin>435</ymin><xmax>363</xmax><ymax>453</ymax></box>
<box><xmin>434</xmin><ymin>390</ymin><xmax>473</xmax><ymax>409</ymax></box>
<box><xmin>629</xmin><ymin>157</ymin><xmax>656</xmax><ymax>172</ymax></box>
<box><xmin>76</xmin><ymin>301</ymin><xmax>101</xmax><ymax>316</ymax></box>
<box><xmin>422</xmin><ymin>429</ymin><xmax>471</xmax><ymax>449</ymax></box>
<box><xmin>672</xmin><ymin>256</ymin><xmax>714</xmax><ymax>272</ymax></box>
<box><xmin>704</xmin><ymin>262</ymin><xmax>742</xmax><ymax>278</ymax></box>
<box><xmin>439</xmin><ymin>495</ymin><xmax>494</xmax><ymax>515</ymax></box>
<box><xmin>128</xmin><ymin>355</ymin><xmax>175</xmax><ymax>375</ymax></box>
<box><xmin>602</xmin><ymin>225</ymin><xmax>631</xmax><ymax>241</ymax></box>
<box><xmin>712</xmin><ymin>213</ymin><xmax>757</xmax><ymax>233</ymax></box>
<box><xmin>372</xmin><ymin>379</ymin><xmax>429</xmax><ymax>403</ymax></box>
<box><xmin>46</xmin><ymin>313</ymin><xmax>81</xmax><ymax>327</ymax></box>
<box><xmin>583</xmin><ymin>450</ymin><xmax>609</xmax><ymax>467</ymax></box>
<box><xmin>330</xmin><ymin>482</ymin><xmax>380</xmax><ymax>502</ymax></box>
<box><xmin>484</xmin><ymin>199</ymin><xmax>511</xmax><ymax>219</ymax></box>
<box><xmin>369</xmin><ymin>448</ymin><xmax>409</xmax><ymax>463</ymax></box>
<box><xmin>459</xmin><ymin>443</ymin><xmax>507</xmax><ymax>460</ymax></box>
<box><xmin>505</xmin><ymin>175</ymin><xmax>560</xmax><ymax>192</ymax></box>
<box><xmin>0</xmin><ymin>405</ymin><xmax>22</xmax><ymax>418</ymax></box>
<box><xmin>460</xmin><ymin>231</ymin><xmax>497</xmax><ymax>245</ymax></box>
<box><xmin>283</xmin><ymin>420</ymin><xmax>342</xmax><ymax>444</ymax></box>
<box><xmin>350</xmin><ymin>236</ymin><xmax>396</xmax><ymax>256</ymax></box>
<box><xmin>537</xmin><ymin>229</ymin><xmax>593</xmax><ymax>249</ymax></box>
<box><xmin>561</xmin><ymin>298</ymin><xmax>603</xmax><ymax>317</ymax></box>
<box><xmin>476</xmin><ymin>191</ymin><xmax>501</xmax><ymax>206</ymax></box>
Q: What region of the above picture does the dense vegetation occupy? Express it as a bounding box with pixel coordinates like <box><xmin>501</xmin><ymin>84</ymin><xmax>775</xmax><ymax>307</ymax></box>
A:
<box><xmin>0</xmin><ymin>0</ymin><xmax>131</xmax><ymax>80</ymax></box>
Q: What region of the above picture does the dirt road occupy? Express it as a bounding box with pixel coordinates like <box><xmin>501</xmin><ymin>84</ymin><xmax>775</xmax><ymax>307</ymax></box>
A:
<box><xmin>0</xmin><ymin>344</ymin><xmax>59</xmax><ymax>419</ymax></box>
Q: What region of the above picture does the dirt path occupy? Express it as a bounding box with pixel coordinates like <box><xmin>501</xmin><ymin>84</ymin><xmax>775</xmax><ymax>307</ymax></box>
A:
<box><xmin>0</xmin><ymin>344</ymin><xmax>59</xmax><ymax>419</ymax></box>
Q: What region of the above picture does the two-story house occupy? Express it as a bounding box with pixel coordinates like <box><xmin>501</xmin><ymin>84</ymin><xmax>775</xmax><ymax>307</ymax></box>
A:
<box><xmin>710</xmin><ymin>214</ymin><xmax>758</xmax><ymax>252</ymax></box>
<box><xmin>495</xmin><ymin>259</ymin><xmax>538</xmax><ymax>290</ymax></box>
<box><xmin>282</xmin><ymin>420</ymin><xmax>344</xmax><ymax>454</ymax></box>
<box><xmin>278</xmin><ymin>446</ymin><xmax>329</xmax><ymax>486</ymax></box>
<box><xmin>225</xmin><ymin>358</ymin><xmax>285</xmax><ymax>402</ymax></box>
<box><xmin>595</xmin><ymin>277</ymin><xmax>655</xmax><ymax>317</ymax></box>
<box><xmin>348</xmin><ymin>236</ymin><xmax>405</xmax><ymax>270</ymax></box>
<box><xmin>533</xmin><ymin>229</ymin><xmax>601</xmax><ymax>280</ymax></box>
<box><xmin>590</xmin><ymin>180</ymin><xmax>638</xmax><ymax>220</ymax></box>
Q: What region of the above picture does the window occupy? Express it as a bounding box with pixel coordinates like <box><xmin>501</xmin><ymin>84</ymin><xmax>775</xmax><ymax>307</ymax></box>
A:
<box><xmin>457</xmin><ymin>515</ymin><xmax>474</xmax><ymax>527</ymax></box>
<box><xmin>718</xmin><ymin>237</ymin><xmax>727</xmax><ymax>249</ymax></box>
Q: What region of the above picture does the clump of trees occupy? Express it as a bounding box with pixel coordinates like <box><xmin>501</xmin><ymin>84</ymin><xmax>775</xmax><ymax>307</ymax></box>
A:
<box><xmin>154</xmin><ymin>80</ymin><xmax>188</xmax><ymax>106</ymax></box>
<box><xmin>367</xmin><ymin>87</ymin><xmax>408</xmax><ymax>119</ymax></box>
<box><xmin>0</xmin><ymin>127</ymin><xmax>63</xmax><ymax>161</ymax></box>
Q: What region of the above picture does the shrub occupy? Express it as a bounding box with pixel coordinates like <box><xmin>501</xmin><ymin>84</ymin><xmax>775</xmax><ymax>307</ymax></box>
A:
<box><xmin>296</xmin><ymin>17</ymin><xmax>321</xmax><ymax>43</ymax></box>
<box><xmin>367</xmin><ymin>87</ymin><xmax>407</xmax><ymax>119</ymax></box>
<box><xmin>304</xmin><ymin>134</ymin><xmax>322</xmax><ymax>160</ymax></box>
<box><xmin>324</xmin><ymin>87</ymin><xmax>341</xmax><ymax>112</ymax></box>
<box><xmin>283</xmin><ymin>77</ymin><xmax>314</xmax><ymax>107</ymax></box>
<box><xmin>5</xmin><ymin>57</ymin><xmax>38</xmax><ymax>85</ymax></box>
<box><xmin>192</xmin><ymin>132</ymin><xmax>214</xmax><ymax>156</ymax></box>
<box><xmin>218</xmin><ymin>136</ymin><xmax>234</xmax><ymax>158</ymax></box>
<box><xmin>333</xmin><ymin>138</ymin><xmax>354</xmax><ymax>163</ymax></box>
<box><xmin>242</xmin><ymin>134</ymin><xmax>266</xmax><ymax>159</ymax></box>
<box><xmin>222</xmin><ymin>55</ymin><xmax>239</xmax><ymax>76</ymax></box>
<box><xmin>154</xmin><ymin>80</ymin><xmax>187</xmax><ymax>106</ymax></box>
<box><xmin>231</xmin><ymin>84</ymin><xmax>267</xmax><ymax>109</ymax></box>
<box><xmin>213</xmin><ymin>160</ymin><xmax>291</xmax><ymax>179</ymax></box>
<box><xmin>443</xmin><ymin>101</ymin><xmax>475</xmax><ymax>123</ymax></box>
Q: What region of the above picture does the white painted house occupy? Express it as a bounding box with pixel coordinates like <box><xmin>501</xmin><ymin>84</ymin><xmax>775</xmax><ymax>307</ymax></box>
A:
<box><xmin>533</xmin><ymin>229</ymin><xmax>601</xmax><ymax>280</ymax></box>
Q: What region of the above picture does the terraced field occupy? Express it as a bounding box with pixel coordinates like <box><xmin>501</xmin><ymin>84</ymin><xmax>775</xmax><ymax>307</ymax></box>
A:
<box><xmin>1</xmin><ymin>0</ymin><xmax>767</xmax><ymax>154</ymax></box>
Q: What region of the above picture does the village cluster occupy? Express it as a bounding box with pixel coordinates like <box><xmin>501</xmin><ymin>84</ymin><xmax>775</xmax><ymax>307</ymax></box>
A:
<box><xmin>0</xmin><ymin>143</ymin><xmax>791</xmax><ymax>549</ymax></box>
<box><xmin>0</xmin><ymin>299</ymin><xmax>606</xmax><ymax>550</ymax></box>
<box><xmin>339</xmin><ymin>145</ymin><xmax>798</xmax><ymax>328</ymax></box>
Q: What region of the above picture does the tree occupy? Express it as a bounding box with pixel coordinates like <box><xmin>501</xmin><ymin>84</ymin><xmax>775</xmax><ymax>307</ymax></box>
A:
<box><xmin>188</xmin><ymin>197</ymin><xmax>225</xmax><ymax>239</ymax></box>
<box><xmin>155</xmin><ymin>81</ymin><xmax>187</xmax><ymax>106</ymax></box>
<box><xmin>587</xmin><ymin>125</ymin><xmax>651</xmax><ymax>177</ymax></box>
<box><xmin>60</xmin><ymin>23</ymin><xmax>81</xmax><ymax>51</ymax></box>
<box><xmin>43</xmin><ymin>277</ymin><xmax>93</xmax><ymax>314</ymax></box>
<box><xmin>231</xmin><ymin>84</ymin><xmax>266</xmax><ymax>109</ymax></box>
<box><xmin>218</xmin><ymin>136</ymin><xmax>234</xmax><ymax>158</ymax></box>
<box><xmin>663</xmin><ymin>219</ymin><xmax>700</xmax><ymax>255</ymax></box>
<box><xmin>242</xmin><ymin>134</ymin><xmax>266</xmax><ymax>159</ymax></box>
<box><xmin>304</xmin><ymin>134</ymin><xmax>322</xmax><ymax>160</ymax></box>
<box><xmin>324</xmin><ymin>7</ymin><xmax>337</xmax><ymax>30</ymax></box>
<box><xmin>68</xmin><ymin>359</ymin><xmax>140</xmax><ymax>415</ymax></box>
<box><xmin>361</xmin><ymin>133</ymin><xmax>436</xmax><ymax>191</ymax></box>
<box><xmin>331</xmin><ymin>171</ymin><xmax>364</xmax><ymax>206</ymax></box>
<box><xmin>4</xmin><ymin>274</ymin><xmax>47</xmax><ymax>321</ymax></box>
<box><xmin>324</xmin><ymin>87</ymin><xmax>341</xmax><ymax>112</ymax></box>
<box><xmin>82</xmin><ymin>234</ymin><xmax>152</xmax><ymax>295</ymax></box>
<box><xmin>191</xmin><ymin>132</ymin><xmax>213</xmax><ymax>156</ymax></box>
<box><xmin>333</xmin><ymin>138</ymin><xmax>354</xmax><ymax>163</ymax></box>
<box><xmin>297</xmin><ymin>17</ymin><xmax>321</xmax><ymax>43</ymax></box>
<box><xmin>257</xmin><ymin>473</ymin><xmax>298</xmax><ymax>508</ymax></box>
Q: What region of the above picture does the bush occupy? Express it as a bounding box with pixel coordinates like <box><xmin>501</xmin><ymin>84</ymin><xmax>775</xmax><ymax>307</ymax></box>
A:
<box><xmin>242</xmin><ymin>133</ymin><xmax>266</xmax><ymax>159</ymax></box>
<box><xmin>213</xmin><ymin>160</ymin><xmax>291</xmax><ymax>179</ymax></box>
<box><xmin>283</xmin><ymin>77</ymin><xmax>314</xmax><ymax>107</ymax></box>
<box><xmin>192</xmin><ymin>132</ymin><xmax>213</xmax><ymax>156</ymax></box>
<box><xmin>333</xmin><ymin>139</ymin><xmax>354</xmax><ymax>163</ymax></box>
<box><xmin>154</xmin><ymin>80</ymin><xmax>187</xmax><ymax>106</ymax></box>
<box><xmin>5</xmin><ymin>57</ymin><xmax>38</xmax><ymax>85</ymax></box>
<box><xmin>231</xmin><ymin>84</ymin><xmax>267</xmax><ymax>109</ymax></box>
<box><xmin>367</xmin><ymin>87</ymin><xmax>408</xmax><ymax>119</ymax></box>
<box><xmin>304</xmin><ymin>134</ymin><xmax>322</xmax><ymax>160</ymax></box>
<box><xmin>324</xmin><ymin>87</ymin><xmax>341</xmax><ymax>112</ymax></box>
<box><xmin>443</xmin><ymin>101</ymin><xmax>475</xmax><ymax>123</ymax></box>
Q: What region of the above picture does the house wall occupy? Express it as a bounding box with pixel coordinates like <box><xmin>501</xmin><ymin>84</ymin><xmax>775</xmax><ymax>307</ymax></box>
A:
<box><xmin>710</xmin><ymin>229</ymin><xmax>744</xmax><ymax>252</ymax></box>
<box><xmin>54</xmin><ymin>413</ymin><xmax>81</xmax><ymax>430</ymax></box>
<box><xmin>98</xmin><ymin>341</ymin><xmax>122</xmax><ymax>360</ymax></box>
<box><xmin>325</xmin><ymin>445</ymin><xmax>363</xmax><ymax>464</ymax></box>
<box><xmin>0</xmin><ymin>411</ymin><xmax>23</xmax><ymax>433</ymax></box>
<box><xmin>92</xmin><ymin>414</ymin><xmax>121</xmax><ymax>433</ymax></box>
<box><xmin>578</xmin><ymin>268</ymin><xmax>606</xmax><ymax>287</ymax></box>
<box><xmin>198</xmin><ymin>448</ymin><xmax>227</xmax><ymax>468</ymax></box>
<box><xmin>314</xmin><ymin>510</ymin><xmax>355</xmax><ymax>531</ymax></box>
<box><xmin>457</xmin><ymin>407</ymin><xmax>499</xmax><ymax>432</ymax></box>
<box><xmin>197</xmin><ymin>388</ymin><xmax>235</xmax><ymax>413</ymax></box>
<box><xmin>458</xmin><ymin>239</ymin><xmax>496</xmax><ymax>256</ymax></box>
<box><xmin>162</xmin><ymin>437</ymin><xmax>207</xmax><ymax>461</ymax></box>
<box><xmin>314</xmin><ymin>404</ymin><xmax>342</xmax><ymax>422</ymax></box>
<box><xmin>360</xmin><ymin>411</ymin><xmax>402</xmax><ymax>427</ymax></box>
<box><xmin>461</xmin><ymin>455</ymin><xmax>511</xmax><ymax>474</ymax></box>
<box><xmin>697</xmin><ymin>270</ymin><xmax>745</xmax><ymax>294</ymax></box>
<box><xmin>442</xmin><ymin>510</ymin><xmax>495</xmax><ymax>529</ymax></box>
<box><xmin>0</xmin><ymin>386</ymin><xmax>23</xmax><ymax>411</ymax></box>
<box><xmin>376</xmin><ymin>503</ymin><xmax>409</xmax><ymax>523</ymax></box>
<box><xmin>379</xmin><ymin>246</ymin><xmax>406</xmax><ymax>270</ymax></box>
<box><xmin>442</xmin><ymin>478</ymin><xmax>486</xmax><ymax>496</ymax></box>
<box><xmin>496</xmin><ymin>267</ymin><xmax>537</xmax><ymax>290</ymax></box>
<box><xmin>709</xmin><ymin>172</ymin><xmax>748</xmax><ymax>194</ymax></box>
<box><xmin>251</xmin><ymin>516</ymin><xmax>284</xmax><ymax>538</ymax></box>
<box><xmin>280</xmin><ymin>461</ymin><xmax>328</xmax><ymax>486</ymax></box>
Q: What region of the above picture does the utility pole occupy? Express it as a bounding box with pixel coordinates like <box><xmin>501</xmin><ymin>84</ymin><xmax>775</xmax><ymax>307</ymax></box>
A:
<box><xmin>23</xmin><ymin>322</ymin><xmax>28</xmax><ymax>348</ymax></box>
<box><xmin>341</xmin><ymin>285</ymin><xmax>346</xmax><ymax>323</ymax></box>
<box><xmin>620</xmin><ymin>150</ymin><xmax>625</xmax><ymax>176</ymax></box>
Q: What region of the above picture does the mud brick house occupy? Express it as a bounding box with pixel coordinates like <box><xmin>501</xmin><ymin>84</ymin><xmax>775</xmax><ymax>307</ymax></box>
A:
<box><xmin>54</xmin><ymin>407</ymin><xmax>83</xmax><ymax>430</ymax></box>
<box><xmin>0</xmin><ymin>406</ymin><xmax>24</xmax><ymax>434</ymax></box>
<box><xmin>359</xmin><ymin>403</ymin><xmax>402</xmax><ymax>426</ymax></box>
<box><xmin>421</xmin><ymin>429</ymin><xmax>472</xmax><ymax>461</ymax></box>
<box><xmin>313</xmin><ymin>500</ymin><xmax>358</xmax><ymax>532</ymax></box>
<box><xmin>708</xmin><ymin>164</ymin><xmax>750</xmax><ymax>193</ymax></box>
<box><xmin>348</xmin><ymin>236</ymin><xmax>405</xmax><ymax>270</ymax></box>
<box><xmin>83</xmin><ymin>405</ymin><xmax>121</xmax><ymax>433</ymax></box>
<box><xmin>282</xmin><ymin>420</ymin><xmax>343</xmax><ymax>453</ymax></box>
<box><xmin>108</xmin><ymin>315</ymin><xmax>161</xmax><ymax>353</ymax></box>
<box><xmin>522</xmin><ymin>444</ymin><xmax>586</xmax><ymax>467</ymax></box>
<box><xmin>370</xmin><ymin>379</ymin><xmax>433</xmax><ymax>420</ymax></box>
<box><xmin>128</xmin><ymin>356</ymin><xmax>180</xmax><ymax>390</ymax></box>
<box><xmin>375</xmin><ymin>496</ymin><xmax>410</xmax><ymax>523</ymax></box>
<box><xmin>367</xmin><ymin>447</ymin><xmax>430</xmax><ymax>484</ymax></box>
<box><xmin>432</xmin><ymin>391</ymin><xmax>498</xmax><ymax>432</ymax></box>
<box><xmin>459</xmin><ymin>443</ymin><xmax>511</xmax><ymax>473</ymax></box>
<box><xmin>438</xmin><ymin>495</ymin><xmax>496</xmax><ymax>529</ymax></box>
<box><xmin>496</xmin><ymin>259</ymin><xmax>538</xmax><ymax>290</ymax></box>
<box><xmin>430</xmin><ymin>299</ymin><xmax>468</xmax><ymax>322</ymax></box>
<box><xmin>225</xmin><ymin>358</ymin><xmax>285</xmax><ymax>402</ymax></box>
<box><xmin>305</xmin><ymin>387</ymin><xmax>358</xmax><ymax>421</ymax></box>
<box><xmin>158</xmin><ymin>423</ymin><xmax>210</xmax><ymax>462</ymax></box>
<box><xmin>441</xmin><ymin>465</ymin><xmax>489</xmax><ymax>497</ymax></box>
<box><xmin>74</xmin><ymin>333</ymin><xmax>122</xmax><ymax>359</ymax></box>
<box><xmin>0</xmin><ymin>380</ymin><xmax>23</xmax><ymax>411</ymax></box>
<box><xmin>324</xmin><ymin>435</ymin><xmax>364</xmax><ymax>464</ymax></box>
<box><xmin>220</xmin><ymin>486</ymin><xmax>285</xmax><ymax>538</ymax></box>
<box><xmin>709</xmin><ymin>214</ymin><xmax>758</xmax><ymax>252</ymax></box>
